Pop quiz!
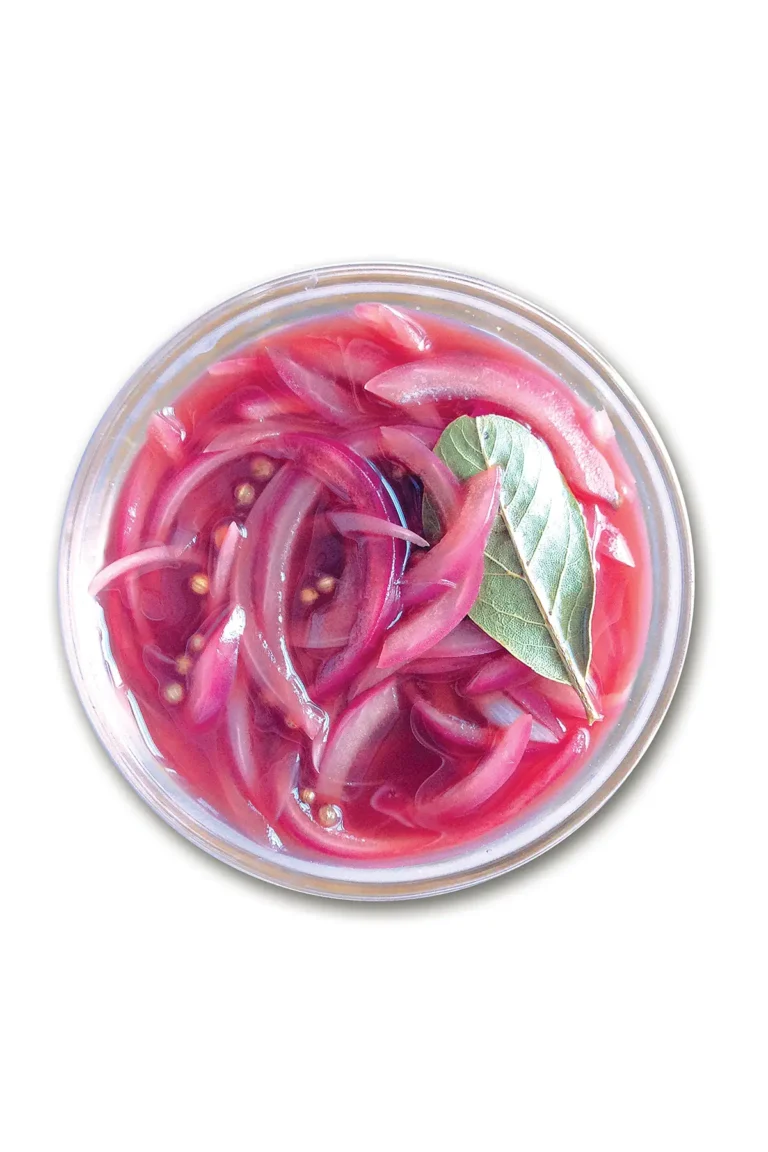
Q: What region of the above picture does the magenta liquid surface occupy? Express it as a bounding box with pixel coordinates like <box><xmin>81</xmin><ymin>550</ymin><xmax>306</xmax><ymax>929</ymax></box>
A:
<box><xmin>97</xmin><ymin>307</ymin><xmax>651</xmax><ymax>862</ymax></box>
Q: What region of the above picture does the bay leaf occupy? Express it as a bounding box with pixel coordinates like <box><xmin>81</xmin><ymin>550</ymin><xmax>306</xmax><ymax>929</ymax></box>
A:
<box><xmin>432</xmin><ymin>414</ymin><xmax>601</xmax><ymax>723</ymax></box>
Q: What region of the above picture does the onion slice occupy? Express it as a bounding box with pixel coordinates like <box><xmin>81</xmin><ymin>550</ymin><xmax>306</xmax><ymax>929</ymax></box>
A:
<box><xmin>149</xmin><ymin>448</ymin><xmax>252</xmax><ymax>538</ymax></box>
<box><xmin>506</xmin><ymin>683</ymin><xmax>564</xmax><ymax>741</ymax></box>
<box><xmin>421</xmin><ymin>619</ymin><xmax>503</xmax><ymax>660</ymax></box>
<box><xmin>401</xmin><ymin>465</ymin><xmax>501</xmax><ymax>607</ymax></box>
<box><xmin>234</xmin><ymin>467</ymin><xmax>327</xmax><ymax>739</ymax></box>
<box><xmin>413</xmin><ymin>713</ymin><xmax>532</xmax><ymax>828</ymax></box>
<box><xmin>341</xmin><ymin>338</ymin><xmax>399</xmax><ymax>387</ymax></box>
<box><xmin>378</xmin><ymin>427</ymin><xmax>461</xmax><ymax>527</ymax></box>
<box><xmin>89</xmin><ymin>544</ymin><xmax>198</xmax><ymax>598</ymax></box>
<box><xmin>147</xmin><ymin>410</ymin><xmax>187</xmax><ymax>463</ymax></box>
<box><xmin>329</xmin><ymin>510</ymin><xmax>429</xmax><ymax>548</ymax></box>
<box><xmin>369</xmin><ymin>785</ymin><xmax>418</xmax><ymax>828</ymax></box>
<box><xmin>410</xmin><ymin>694</ymin><xmax>490</xmax><ymax>752</ymax></box>
<box><xmin>366</xmin><ymin>354</ymin><xmax>619</xmax><ymax>506</ymax></box>
<box><xmin>269</xmin><ymin>755</ymin><xmax>438</xmax><ymax>860</ymax></box>
<box><xmin>266</xmin><ymin>348</ymin><xmax>361</xmax><ymax>426</ymax></box>
<box><xmin>354</xmin><ymin>302</ymin><xmax>431</xmax><ymax>353</ymax></box>
<box><xmin>316</xmin><ymin>679</ymin><xmax>401</xmax><ymax>802</ymax></box>
<box><xmin>207</xmin><ymin>356</ymin><xmax>262</xmax><ymax>378</ymax></box>
<box><xmin>378</xmin><ymin>469</ymin><xmax>500</xmax><ymax>670</ymax></box>
<box><xmin>469</xmin><ymin>728</ymin><xmax>590</xmax><ymax>837</ymax></box>
<box><xmin>462</xmin><ymin>653</ymin><xmax>533</xmax><ymax>695</ymax></box>
<box><xmin>473</xmin><ymin>692</ymin><xmax>561</xmax><ymax>744</ymax></box>
<box><xmin>203</xmin><ymin>418</ymin><xmax>323</xmax><ymax>453</ymax></box>
<box><xmin>210</xmin><ymin>522</ymin><xmax>241</xmax><ymax>604</ymax></box>
<box><xmin>378</xmin><ymin>555</ymin><xmax>486</xmax><ymax>671</ymax></box>
<box><xmin>592</xmin><ymin>506</ymin><xmax>635</xmax><ymax>567</ymax></box>
<box><xmin>258</xmin><ymin>435</ymin><xmax>400</xmax><ymax>696</ymax></box>
<box><xmin>186</xmin><ymin>605</ymin><xmax>245</xmax><ymax>728</ymax></box>
<box><xmin>237</xmin><ymin>395</ymin><xmax>297</xmax><ymax>422</ymax></box>
<box><xmin>345</xmin><ymin>424</ymin><xmax>440</xmax><ymax>457</ymax></box>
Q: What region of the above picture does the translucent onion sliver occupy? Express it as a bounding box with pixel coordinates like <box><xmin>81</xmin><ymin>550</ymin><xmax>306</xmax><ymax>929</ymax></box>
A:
<box><xmin>89</xmin><ymin>544</ymin><xmax>198</xmax><ymax>598</ymax></box>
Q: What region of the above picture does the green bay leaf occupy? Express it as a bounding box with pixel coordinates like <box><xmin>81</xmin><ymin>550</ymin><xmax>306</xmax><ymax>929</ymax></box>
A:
<box><xmin>433</xmin><ymin>414</ymin><xmax>600</xmax><ymax>723</ymax></box>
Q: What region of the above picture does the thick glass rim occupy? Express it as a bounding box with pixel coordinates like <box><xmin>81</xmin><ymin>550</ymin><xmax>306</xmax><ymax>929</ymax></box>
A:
<box><xmin>58</xmin><ymin>262</ymin><xmax>695</xmax><ymax>900</ymax></box>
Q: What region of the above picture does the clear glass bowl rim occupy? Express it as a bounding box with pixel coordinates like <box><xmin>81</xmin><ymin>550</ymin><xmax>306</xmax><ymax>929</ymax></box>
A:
<box><xmin>58</xmin><ymin>261</ymin><xmax>695</xmax><ymax>900</ymax></box>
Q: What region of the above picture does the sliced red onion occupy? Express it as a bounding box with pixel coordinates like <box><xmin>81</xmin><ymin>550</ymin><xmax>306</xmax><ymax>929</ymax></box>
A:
<box><xmin>378</xmin><ymin>553</ymin><xmax>486</xmax><ymax>671</ymax></box>
<box><xmin>462</xmin><ymin>653</ymin><xmax>533</xmax><ymax>695</ymax></box>
<box><xmin>101</xmin><ymin>304</ymin><xmax>630</xmax><ymax>861</ymax></box>
<box><xmin>366</xmin><ymin>354</ymin><xmax>619</xmax><ymax>506</ymax></box>
<box><xmin>186</xmin><ymin>605</ymin><xmax>245</xmax><ymax>728</ymax></box>
<box><xmin>532</xmin><ymin>676</ymin><xmax>600</xmax><ymax>720</ymax></box>
<box><xmin>404</xmin><ymin>655</ymin><xmax>484</xmax><ymax>678</ymax></box>
<box><xmin>342</xmin><ymin>338</ymin><xmax>399</xmax><ymax>386</ymax></box>
<box><xmin>329</xmin><ymin>510</ymin><xmax>429</xmax><ymax>548</ymax></box>
<box><xmin>173</xmin><ymin>360</ymin><xmax>265</xmax><ymax>431</ymax></box>
<box><xmin>378</xmin><ymin>427</ymin><xmax>461</xmax><ymax>527</ymax></box>
<box><xmin>601</xmin><ymin>526</ymin><xmax>634</xmax><ymax>567</ymax></box>
<box><xmin>506</xmin><ymin>683</ymin><xmax>565</xmax><ymax>741</ymax></box>
<box><xmin>147</xmin><ymin>409</ymin><xmax>187</xmax><ymax>463</ymax></box>
<box><xmin>149</xmin><ymin>448</ymin><xmax>251</xmax><ymax>538</ymax></box>
<box><xmin>234</xmin><ymin>466</ymin><xmax>328</xmax><ymax>739</ymax></box>
<box><xmin>263</xmin><ymin>434</ymin><xmax>392</xmax><ymax>505</ymax></box>
<box><xmin>592</xmin><ymin>506</ymin><xmax>635</xmax><ymax>567</ymax></box>
<box><xmin>210</xmin><ymin>522</ymin><xmax>242</xmax><ymax>604</ymax></box>
<box><xmin>471</xmin><ymin>728</ymin><xmax>590</xmax><ymax>835</ymax></box>
<box><xmin>410</xmin><ymin>694</ymin><xmax>490</xmax><ymax>753</ymax></box>
<box><xmin>257</xmin><ymin>751</ymin><xmax>438</xmax><ymax>859</ymax></box>
<box><xmin>400</xmin><ymin>425</ymin><xmax>441</xmax><ymax>448</ymax></box>
<box><xmin>276</xmin><ymin>334</ymin><xmax>395</xmax><ymax>393</ymax></box>
<box><xmin>281</xmin><ymin>336</ymin><xmax>348</xmax><ymax>380</ymax></box>
<box><xmin>421</xmin><ymin>619</ymin><xmax>504</xmax><ymax>659</ymax></box>
<box><xmin>378</xmin><ymin>470</ymin><xmax>499</xmax><ymax>670</ymax></box>
<box><xmin>589</xmin><ymin>407</ymin><xmax>616</xmax><ymax>444</ymax></box>
<box><xmin>347</xmin><ymin>661</ymin><xmax>391</xmax><ymax>698</ymax></box>
<box><xmin>236</xmin><ymin>393</ymin><xmax>308</xmax><ymax>421</ymax></box>
<box><xmin>266</xmin><ymin>348</ymin><xmax>361</xmax><ymax>426</ymax></box>
<box><xmin>474</xmin><ymin>692</ymin><xmax>527</xmax><ymax>727</ymax></box>
<box><xmin>207</xmin><ymin>356</ymin><xmax>262</xmax><ymax>378</ymax></box>
<box><xmin>403</xmin><ymin>579</ymin><xmax>457</xmax><ymax>606</ymax></box>
<box><xmin>354</xmin><ymin>302</ymin><xmax>431</xmax><ymax>353</ymax></box>
<box><xmin>110</xmin><ymin>442</ymin><xmax>172</xmax><ymax>556</ymax></box>
<box><xmin>413</xmin><ymin>713</ymin><xmax>532</xmax><ymax>828</ymax></box>
<box><xmin>345</xmin><ymin>424</ymin><xmax>440</xmax><ymax>458</ymax></box>
<box><xmin>239</xmin><ymin>738</ymin><xmax>304</xmax><ymax>831</ymax></box>
<box><xmin>105</xmin><ymin>447</ymin><xmax>184</xmax><ymax>648</ymax></box>
<box><xmin>292</xmin><ymin>541</ymin><xmax>362</xmax><ymax>662</ymax></box>
<box><xmin>89</xmin><ymin>544</ymin><xmax>197</xmax><ymax>598</ymax></box>
<box><xmin>473</xmin><ymin>692</ymin><xmax>561</xmax><ymax>745</ymax></box>
<box><xmin>297</xmin><ymin>572</ymin><xmax>358</xmax><ymax>656</ymax></box>
<box><xmin>225</xmin><ymin>681</ymin><xmax>298</xmax><ymax>833</ymax></box>
<box><xmin>226</xmin><ymin>678</ymin><xmax>262</xmax><ymax>796</ymax></box>
<box><xmin>347</xmin><ymin>653</ymin><xmax>478</xmax><ymax>699</ymax></box>
<box><xmin>369</xmin><ymin>785</ymin><xmax>418</xmax><ymax>828</ymax></box>
<box><xmin>308</xmin><ymin>694</ymin><xmax>346</xmax><ymax>771</ymax></box>
<box><xmin>215</xmin><ymin>766</ymin><xmax>274</xmax><ymax>845</ymax></box>
<box><xmin>401</xmin><ymin>466</ymin><xmax>501</xmax><ymax>607</ymax></box>
<box><xmin>203</xmin><ymin>418</ymin><xmax>323</xmax><ymax>453</ymax></box>
<box><xmin>255</xmin><ymin>436</ymin><xmax>400</xmax><ymax>697</ymax></box>
<box><xmin>278</xmin><ymin>792</ymin><xmax>439</xmax><ymax>860</ymax></box>
<box><xmin>142</xmin><ymin>644</ymin><xmax>181</xmax><ymax>683</ymax></box>
<box><xmin>293</xmin><ymin>626</ymin><xmax>346</xmax><ymax>652</ymax></box>
<box><xmin>316</xmin><ymin>679</ymin><xmax>401</xmax><ymax>802</ymax></box>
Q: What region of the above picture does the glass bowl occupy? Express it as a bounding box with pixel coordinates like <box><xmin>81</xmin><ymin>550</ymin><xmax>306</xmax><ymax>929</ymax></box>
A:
<box><xmin>58</xmin><ymin>263</ymin><xmax>694</xmax><ymax>900</ymax></box>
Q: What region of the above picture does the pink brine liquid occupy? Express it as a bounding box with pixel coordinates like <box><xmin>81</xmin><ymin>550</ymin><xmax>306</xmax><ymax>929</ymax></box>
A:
<box><xmin>94</xmin><ymin>305</ymin><xmax>651</xmax><ymax>861</ymax></box>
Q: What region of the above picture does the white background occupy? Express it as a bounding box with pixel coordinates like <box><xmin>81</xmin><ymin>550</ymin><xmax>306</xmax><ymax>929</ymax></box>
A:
<box><xmin>2</xmin><ymin>2</ymin><xmax>766</xmax><ymax>1149</ymax></box>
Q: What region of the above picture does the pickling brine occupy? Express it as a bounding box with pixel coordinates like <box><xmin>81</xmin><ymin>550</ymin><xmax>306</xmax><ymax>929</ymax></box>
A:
<box><xmin>91</xmin><ymin>304</ymin><xmax>651</xmax><ymax>860</ymax></box>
